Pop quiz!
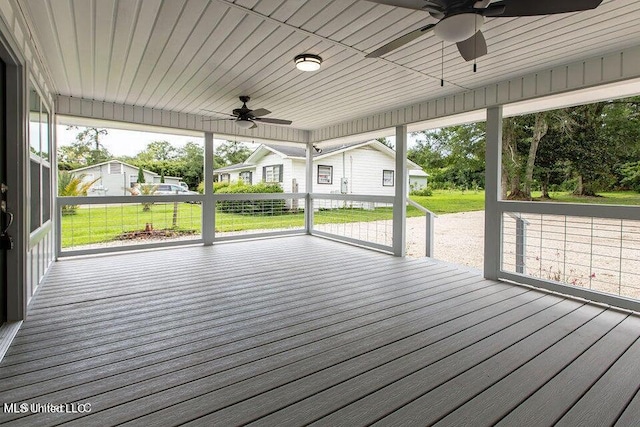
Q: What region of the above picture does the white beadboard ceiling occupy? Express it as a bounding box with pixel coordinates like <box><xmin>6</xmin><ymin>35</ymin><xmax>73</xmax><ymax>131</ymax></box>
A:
<box><xmin>20</xmin><ymin>0</ymin><xmax>640</xmax><ymax>131</ymax></box>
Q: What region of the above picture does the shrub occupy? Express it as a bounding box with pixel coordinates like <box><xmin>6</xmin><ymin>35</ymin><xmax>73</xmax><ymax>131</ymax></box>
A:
<box><xmin>215</xmin><ymin>181</ymin><xmax>286</xmax><ymax>215</ymax></box>
<box><xmin>197</xmin><ymin>181</ymin><xmax>230</xmax><ymax>194</ymax></box>
<box><xmin>620</xmin><ymin>162</ymin><xmax>640</xmax><ymax>192</ymax></box>
<box><xmin>410</xmin><ymin>187</ymin><xmax>433</xmax><ymax>196</ymax></box>
<box><xmin>58</xmin><ymin>171</ymin><xmax>101</xmax><ymax>215</ymax></box>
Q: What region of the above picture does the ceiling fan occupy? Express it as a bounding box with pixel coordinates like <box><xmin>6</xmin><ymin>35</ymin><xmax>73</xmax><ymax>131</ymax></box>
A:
<box><xmin>202</xmin><ymin>96</ymin><xmax>293</xmax><ymax>129</ymax></box>
<box><xmin>365</xmin><ymin>0</ymin><xmax>603</xmax><ymax>61</ymax></box>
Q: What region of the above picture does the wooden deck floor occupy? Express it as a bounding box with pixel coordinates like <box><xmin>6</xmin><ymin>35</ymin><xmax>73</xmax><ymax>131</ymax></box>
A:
<box><xmin>1</xmin><ymin>236</ymin><xmax>640</xmax><ymax>426</ymax></box>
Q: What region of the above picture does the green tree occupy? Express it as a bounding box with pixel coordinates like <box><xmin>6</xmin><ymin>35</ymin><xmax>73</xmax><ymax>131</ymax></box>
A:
<box><xmin>376</xmin><ymin>137</ymin><xmax>394</xmax><ymax>149</ymax></box>
<box><xmin>176</xmin><ymin>142</ymin><xmax>204</xmax><ymax>189</ymax></box>
<box><xmin>58</xmin><ymin>126</ymin><xmax>111</xmax><ymax>168</ymax></box>
<box><xmin>216</xmin><ymin>141</ymin><xmax>251</xmax><ymax>166</ymax></box>
<box><xmin>411</xmin><ymin>123</ymin><xmax>485</xmax><ymax>190</ymax></box>
<box><xmin>136</xmin><ymin>140</ymin><xmax>177</xmax><ymax>163</ymax></box>
<box><xmin>137</xmin><ymin>166</ymin><xmax>145</xmax><ymax>184</ymax></box>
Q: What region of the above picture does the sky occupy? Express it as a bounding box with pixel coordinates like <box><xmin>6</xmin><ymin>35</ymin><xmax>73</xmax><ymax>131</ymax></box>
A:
<box><xmin>57</xmin><ymin>125</ymin><xmax>206</xmax><ymax>157</ymax></box>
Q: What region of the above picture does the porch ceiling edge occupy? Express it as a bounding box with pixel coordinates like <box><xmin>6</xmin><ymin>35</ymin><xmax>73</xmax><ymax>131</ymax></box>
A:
<box><xmin>310</xmin><ymin>45</ymin><xmax>640</xmax><ymax>143</ymax></box>
<box><xmin>55</xmin><ymin>95</ymin><xmax>311</xmax><ymax>144</ymax></box>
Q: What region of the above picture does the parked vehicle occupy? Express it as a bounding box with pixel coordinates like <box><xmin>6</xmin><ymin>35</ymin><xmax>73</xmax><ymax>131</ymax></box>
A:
<box><xmin>140</xmin><ymin>183</ymin><xmax>199</xmax><ymax>196</ymax></box>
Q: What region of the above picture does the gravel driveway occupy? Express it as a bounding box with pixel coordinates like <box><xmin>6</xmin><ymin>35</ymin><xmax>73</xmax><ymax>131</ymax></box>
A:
<box><xmin>407</xmin><ymin>210</ymin><xmax>485</xmax><ymax>272</ymax></box>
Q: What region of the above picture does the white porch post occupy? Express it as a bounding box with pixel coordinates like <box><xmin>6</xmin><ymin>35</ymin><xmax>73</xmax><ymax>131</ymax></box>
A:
<box><xmin>203</xmin><ymin>131</ymin><xmax>215</xmax><ymax>245</ymax></box>
<box><xmin>484</xmin><ymin>106</ymin><xmax>503</xmax><ymax>280</ymax></box>
<box><xmin>393</xmin><ymin>125</ymin><xmax>407</xmax><ymax>257</ymax></box>
<box><xmin>305</xmin><ymin>142</ymin><xmax>314</xmax><ymax>234</ymax></box>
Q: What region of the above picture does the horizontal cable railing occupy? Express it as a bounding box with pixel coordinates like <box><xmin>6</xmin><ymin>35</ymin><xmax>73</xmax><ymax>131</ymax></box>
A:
<box><xmin>311</xmin><ymin>194</ymin><xmax>395</xmax><ymax>253</ymax></box>
<box><xmin>57</xmin><ymin>192</ymin><xmax>429</xmax><ymax>259</ymax></box>
<box><xmin>58</xmin><ymin>195</ymin><xmax>204</xmax><ymax>255</ymax></box>
<box><xmin>500</xmin><ymin>201</ymin><xmax>640</xmax><ymax>302</ymax></box>
<box><xmin>212</xmin><ymin>193</ymin><xmax>306</xmax><ymax>241</ymax></box>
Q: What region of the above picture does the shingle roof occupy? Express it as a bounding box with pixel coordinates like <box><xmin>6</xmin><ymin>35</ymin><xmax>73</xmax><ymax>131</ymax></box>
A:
<box><xmin>213</xmin><ymin>162</ymin><xmax>253</xmax><ymax>172</ymax></box>
<box><xmin>265</xmin><ymin>142</ymin><xmax>365</xmax><ymax>158</ymax></box>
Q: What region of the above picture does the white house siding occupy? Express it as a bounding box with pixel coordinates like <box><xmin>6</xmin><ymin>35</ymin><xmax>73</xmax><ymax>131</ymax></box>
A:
<box><xmin>74</xmin><ymin>161</ymin><xmax>180</xmax><ymax>196</ymax></box>
<box><xmin>253</xmin><ymin>152</ymin><xmax>293</xmax><ymax>192</ymax></box>
<box><xmin>77</xmin><ymin>163</ymin><xmax>138</xmax><ymax>196</ymax></box>
<box><xmin>292</xmin><ymin>147</ymin><xmax>404</xmax><ymax>196</ymax></box>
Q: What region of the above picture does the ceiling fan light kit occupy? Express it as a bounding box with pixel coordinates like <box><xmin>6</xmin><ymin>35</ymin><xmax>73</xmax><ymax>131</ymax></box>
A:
<box><xmin>434</xmin><ymin>13</ymin><xmax>484</xmax><ymax>42</ymax></box>
<box><xmin>294</xmin><ymin>54</ymin><xmax>322</xmax><ymax>71</ymax></box>
<box><xmin>235</xmin><ymin>119</ymin><xmax>254</xmax><ymax>129</ymax></box>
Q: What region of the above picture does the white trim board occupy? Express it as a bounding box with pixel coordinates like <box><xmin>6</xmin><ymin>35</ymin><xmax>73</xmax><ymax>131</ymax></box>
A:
<box><xmin>312</xmin><ymin>46</ymin><xmax>640</xmax><ymax>143</ymax></box>
<box><xmin>0</xmin><ymin>321</ymin><xmax>22</xmax><ymax>363</ymax></box>
<box><xmin>55</xmin><ymin>96</ymin><xmax>310</xmax><ymax>144</ymax></box>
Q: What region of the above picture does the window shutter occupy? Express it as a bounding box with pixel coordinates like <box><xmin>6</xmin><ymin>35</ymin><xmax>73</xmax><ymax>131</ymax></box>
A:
<box><xmin>248</xmin><ymin>171</ymin><xmax>253</xmax><ymax>184</ymax></box>
<box><xmin>278</xmin><ymin>165</ymin><xmax>283</xmax><ymax>182</ymax></box>
<box><xmin>262</xmin><ymin>167</ymin><xmax>266</xmax><ymax>182</ymax></box>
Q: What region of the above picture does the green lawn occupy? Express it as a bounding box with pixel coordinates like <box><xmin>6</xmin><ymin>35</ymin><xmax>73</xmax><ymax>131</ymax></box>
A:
<box><xmin>61</xmin><ymin>190</ymin><xmax>640</xmax><ymax>247</ymax></box>
<box><xmin>411</xmin><ymin>190</ymin><xmax>486</xmax><ymax>214</ymax></box>
<box><xmin>61</xmin><ymin>202</ymin><xmax>425</xmax><ymax>247</ymax></box>
<box><xmin>531</xmin><ymin>191</ymin><xmax>640</xmax><ymax>205</ymax></box>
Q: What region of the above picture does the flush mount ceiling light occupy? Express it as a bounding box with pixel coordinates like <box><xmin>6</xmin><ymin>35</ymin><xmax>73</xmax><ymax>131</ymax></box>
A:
<box><xmin>294</xmin><ymin>54</ymin><xmax>322</xmax><ymax>71</ymax></box>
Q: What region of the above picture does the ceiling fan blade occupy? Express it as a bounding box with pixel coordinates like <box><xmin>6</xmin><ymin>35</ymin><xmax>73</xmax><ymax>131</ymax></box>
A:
<box><xmin>250</xmin><ymin>122</ymin><xmax>258</xmax><ymax>129</ymax></box>
<box><xmin>364</xmin><ymin>0</ymin><xmax>443</xmax><ymax>11</ymax></box>
<box><xmin>255</xmin><ymin>117</ymin><xmax>293</xmax><ymax>125</ymax></box>
<box><xmin>456</xmin><ymin>30</ymin><xmax>488</xmax><ymax>61</ymax></box>
<box><xmin>487</xmin><ymin>0</ymin><xmax>603</xmax><ymax>17</ymax></box>
<box><xmin>366</xmin><ymin>23</ymin><xmax>436</xmax><ymax>58</ymax></box>
<box><xmin>251</xmin><ymin>108</ymin><xmax>271</xmax><ymax>117</ymax></box>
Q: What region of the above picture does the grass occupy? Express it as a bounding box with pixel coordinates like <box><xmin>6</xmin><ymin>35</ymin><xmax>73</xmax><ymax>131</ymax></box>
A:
<box><xmin>61</xmin><ymin>190</ymin><xmax>640</xmax><ymax>247</ymax></box>
<box><xmin>61</xmin><ymin>201</ymin><xmax>426</xmax><ymax>247</ymax></box>
<box><xmin>411</xmin><ymin>189</ymin><xmax>486</xmax><ymax>214</ymax></box>
<box><xmin>532</xmin><ymin>191</ymin><xmax>640</xmax><ymax>206</ymax></box>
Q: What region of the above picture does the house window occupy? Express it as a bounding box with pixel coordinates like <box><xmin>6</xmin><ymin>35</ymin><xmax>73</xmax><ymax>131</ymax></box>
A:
<box><xmin>239</xmin><ymin>171</ymin><xmax>252</xmax><ymax>184</ymax></box>
<box><xmin>263</xmin><ymin>165</ymin><xmax>283</xmax><ymax>183</ymax></box>
<box><xmin>220</xmin><ymin>173</ymin><xmax>230</xmax><ymax>183</ymax></box>
<box><xmin>383</xmin><ymin>170</ymin><xmax>394</xmax><ymax>186</ymax></box>
<box><xmin>109</xmin><ymin>162</ymin><xmax>122</xmax><ymax>174</ymax></box>
<box><xmin>317</xmin><ymin>165</ymin><xmax>333</xmax><ymax>184</ymax></box>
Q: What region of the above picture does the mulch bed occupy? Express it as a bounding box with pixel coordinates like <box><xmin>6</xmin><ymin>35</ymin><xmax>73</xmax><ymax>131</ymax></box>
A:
<box><xmin>116</xmin><ymin>228</ymin><xmax>197</xmax><ymax>241</ymax></box>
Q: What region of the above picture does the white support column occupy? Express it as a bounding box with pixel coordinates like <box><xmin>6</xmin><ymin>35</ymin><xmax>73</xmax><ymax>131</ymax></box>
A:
<box><xmin>484</xmin><ymin>106</ymin><xmax>503</xmax><ymax>280</ymax></box>
<box><xmin>393</xmin><ymin>125</ymin><xmax>407</xmax><ymax>257</ymax></box>
<box><xmin>202</xmin><ymin>132</ymin><xmax>215</xmax><ymax>245</ymax></box>
<box><xmin>305</xmin><ymin>142</ymin><xmax>314</xmax><ymax>234</ymax></box>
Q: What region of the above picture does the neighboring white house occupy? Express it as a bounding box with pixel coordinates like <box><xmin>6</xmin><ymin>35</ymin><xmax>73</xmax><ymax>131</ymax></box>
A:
<box><xmin>213</xmin><ymin>140</ymin><xmax>427</xmax><ymax>195</ymax></box>
<box><xmin>68</xmin><ymin>160</ymin><xmax>184</xmax><ymax>196</ymax></box>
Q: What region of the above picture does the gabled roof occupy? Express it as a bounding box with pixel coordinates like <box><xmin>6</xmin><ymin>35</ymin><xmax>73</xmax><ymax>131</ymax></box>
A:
<box><xmin>244</xmin><ymin>140</ymin><xmax>423</xmax><ymax>171</ymax></box>
<box><xmin>213</xmin><ymin>163</ymin><xmax>254</xmax><ymax>173</ymax></box>
<box><xmin>69</xmin><ymin>159</ymin><xmax>157</xmax><ymax>176</ymax></box>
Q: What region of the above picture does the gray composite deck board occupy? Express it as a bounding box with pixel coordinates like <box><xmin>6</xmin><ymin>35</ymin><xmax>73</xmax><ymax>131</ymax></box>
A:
<box><xmin>0</xmin><ymin>236</ymin><xmax>639</xmax><ymax>426</ymax></box>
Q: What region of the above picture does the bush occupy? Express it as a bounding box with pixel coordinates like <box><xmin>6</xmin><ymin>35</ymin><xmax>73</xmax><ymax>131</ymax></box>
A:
<box><xmin>197</xmin><ymin>181</ymin><xmax>230</xmax><ymax>194</ymax></box>
<box><xmin>410</xmin><ymin>187</ymin><xmax>433</xmax><ymax>196</ymax></box>
<box><xmin>620</xmin><ymin>162</ymin><xmax>640</xmax><ymax>192</ymax></box>
<box><xmin>215</xmin><ymin>181</ymin><xmax>286</xmax><ymax>215</ymax></box>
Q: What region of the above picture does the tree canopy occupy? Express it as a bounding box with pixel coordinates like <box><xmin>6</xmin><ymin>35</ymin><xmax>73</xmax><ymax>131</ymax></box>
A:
<box><xmin>408</xmin><ymin>96</ymin><xmax>640</xmax><ymax>198</ymax></box>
